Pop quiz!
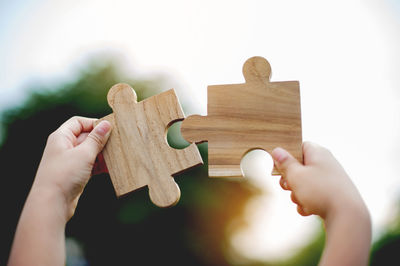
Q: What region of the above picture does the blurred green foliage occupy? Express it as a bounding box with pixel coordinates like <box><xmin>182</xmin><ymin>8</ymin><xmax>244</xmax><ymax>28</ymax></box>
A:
<box><xmin>370</xmin><ymin>201</ymin><xmax>400</xmax><ymax>265</ymax></box>
<box><xmin>277</xmin><ymin>224</ymin><xmax>325</xmax><ymax>266</ymax></box>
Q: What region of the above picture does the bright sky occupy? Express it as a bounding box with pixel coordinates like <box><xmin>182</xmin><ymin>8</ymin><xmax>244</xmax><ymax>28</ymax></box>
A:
<box><xmin>1</xmin><ymin>0</ymin><xmax>399</xmax><ymax>262</ymax></box>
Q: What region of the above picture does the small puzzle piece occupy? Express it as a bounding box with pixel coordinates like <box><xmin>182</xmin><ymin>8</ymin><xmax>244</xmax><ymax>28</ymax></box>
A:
<box><xmin>95</xmin><ymin>83</ymin><xmax>203</xmax><ymax>207</ymax></box>
<box><xmin>181</xmin><ymin>56</ymin><xmax>302</xmax><ymax>177</ymax></box>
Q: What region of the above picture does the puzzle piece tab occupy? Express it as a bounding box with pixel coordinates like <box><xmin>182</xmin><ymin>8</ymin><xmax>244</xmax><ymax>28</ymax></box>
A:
<box><xmin>181</xmin><ymin>56</ymin><xmax>303</xmax><ymax>177</ymax></box>
<box><xmin>96</xmin><ymin>83</ymin><xmax>203</xmax><ymax>207</ymax></box>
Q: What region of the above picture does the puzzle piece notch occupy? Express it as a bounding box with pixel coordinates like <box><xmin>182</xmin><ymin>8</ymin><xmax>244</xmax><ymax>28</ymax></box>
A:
<box><xmin>181</xmin><ymin>56</ymin><xmax>303</xmax><ymax>177</ymax></box>
<box><xmin>96</xmin><ymin>83</ymin><xmax>203</xmax><ymax>207</ymax></box>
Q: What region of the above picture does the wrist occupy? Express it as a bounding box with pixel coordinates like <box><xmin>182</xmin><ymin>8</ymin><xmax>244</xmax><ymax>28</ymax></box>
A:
<box><xmin>9</xmin><ymin>184</ymin><xmax>68</xmax><ymax>266</ymax></box>
<box><xmin>325</xmin><ymin>195</ymin><xmax>371</xmax><ymax>230</ymax></box>
<box><xmin>320</xmin><ymin>196</ymin><xmax>372</xmax><ymax>266</ymax></box>
<box><xmin>28</xmin><ymin>184</ymin><xmax>70</xmax><ymax>224</ymax></box>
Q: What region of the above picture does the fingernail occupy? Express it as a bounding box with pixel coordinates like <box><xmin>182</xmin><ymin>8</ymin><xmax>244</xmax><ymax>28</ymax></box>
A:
<box><xmin>283</xmin><ymin>180</ymin><xmax>287</xmax><ymax>189</ymax></box>
<box><xmin>95</xmin><ymin>121</ymin><xmax>112</xmax><ymax>136</ymax></box>
<box><xmin>272</xmin><ymin>147</ymin><xmax>288</xmax><ymax>163</ymax></box>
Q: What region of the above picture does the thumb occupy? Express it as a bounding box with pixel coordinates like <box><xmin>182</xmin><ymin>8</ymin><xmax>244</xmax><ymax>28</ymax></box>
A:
<box><xmin>80</xmin><ymin>120</ymin><xmax>112</xmax><ymax>159</ymax></box>
<box><xmin>271</xmin><ymin>147</ymin><xmax>302</xmax><ymax>177</ymax></box>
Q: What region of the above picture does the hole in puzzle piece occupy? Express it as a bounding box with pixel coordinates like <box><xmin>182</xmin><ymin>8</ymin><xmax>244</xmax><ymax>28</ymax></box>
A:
<box><xmin>166</xmin><ymin>120</ymin><xmax>190</xmax><ymax>149</ymax></box>
<box><xmin>240</xmin><ymin>149</ymin><xmax>274</xmax><ymax>181</ymax></box>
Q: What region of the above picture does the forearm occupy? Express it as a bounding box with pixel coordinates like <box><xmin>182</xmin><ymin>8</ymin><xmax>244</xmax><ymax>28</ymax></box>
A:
<box><xmin>319</xmin><ymin>201</ymin><xmax>372</xmax><ymax>266</ymax></box>
<box><xmin>8</xmin><ymin>186</ymin><xmax>68</xmax><ymax>266</ymax></box>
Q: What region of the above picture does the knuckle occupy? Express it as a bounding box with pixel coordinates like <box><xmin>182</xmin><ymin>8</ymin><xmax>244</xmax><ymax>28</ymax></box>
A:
<box><xmin>279</xmin><ymin>177</ymin><xmax>289</xmax><ymax>190</ymax></box>
<box><xmin>47</xmin><ymin>131</ymin><xmax>59</xmax><ymax>143</ymax></box>
<box><xmin>299</xmin><ymin>210</ymin><xmax>309</xmax><ymax>217</ymax></box>
<box><xmin>285</xmin><ymin>176</ymin><xmax>293</xmax><ymax>189</ymax></box>
<box><xmin>290</xmin><ymin>192</ymin><xmax>298</xmax><ymax>204</ymax></box>
<box><xmin>297</xmin><ymin>205</ymin><xmax>310</xmax><ymax>216</ymax></box>
<box><xmin>70</xmin><ymin>115</ymin><xmax>82</xmax><ymax>121</ymax></box>
<box><xmin>302</xmin><ymin>141</ymin><xmax>315</xmax><ymax>154</ymax></box>
<box><xmin>88</xmin><ymin>133</ymin><xmax>103</xmax><ymax>147</ymax></box>
<box><xmin>66</xmin><ymin>116</ymin><xmax>79</xmax><ymax>124</ymax></box>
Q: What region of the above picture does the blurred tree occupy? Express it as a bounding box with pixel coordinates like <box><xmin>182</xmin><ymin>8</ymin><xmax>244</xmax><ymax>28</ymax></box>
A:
<box><xmin>0</xmin><ymin>58</ymin><xmax>257</xmax><ymax>265</ymax></box>
<box><xmin>276</xmin><ymin>225</ymin><xmax>325</xmax><ymax>266</ymax></box>
<box><xmin>370</xmin><ymin>201</ymin><xmax>400</xmax><ymax>265</ymax></box>
<box><xmin>238</xmin><ymin>224</ymin><xmax>325</xmax><ymax>266</ymax></box>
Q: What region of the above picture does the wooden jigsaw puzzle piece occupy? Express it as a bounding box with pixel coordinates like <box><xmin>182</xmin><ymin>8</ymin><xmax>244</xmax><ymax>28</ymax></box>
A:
<box><xmin>181</xmin><ymin>114</ymin><xmax>250</xmax><ymax>177</ymax></box>
<box><xmin>181</xmin><ymin>56</ymin><xmax>302</xmax><ymax>177</ymax></box>
<box><xmin>96</xmin><ymin>83</ymin><xmax>203</xmax><ymax>207</ymax></box>
<box><xmin>97</xmin><ymin>113</ymin><xmax>147</xmax><ymax>195</ymax></box>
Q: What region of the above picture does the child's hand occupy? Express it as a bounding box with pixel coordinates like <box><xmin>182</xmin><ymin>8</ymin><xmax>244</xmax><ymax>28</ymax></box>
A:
<box><xmin>33</xmin><ymin>116</ymin><xmax>111</xmax><ymax>220</ymax></box>
<box><xmin>271</xmin><ymin>142</ymin><xmax>365</xmax><ymax>219</ymax></box>
<box><xmin>272</xmin><ymin>142</ymin><xmax>371</xmax><ymax>266</ymax></box>
<box><xmin>8</xmin><ymin>116</ymin><xmax>112</xmax><ymax>266</ymax></box>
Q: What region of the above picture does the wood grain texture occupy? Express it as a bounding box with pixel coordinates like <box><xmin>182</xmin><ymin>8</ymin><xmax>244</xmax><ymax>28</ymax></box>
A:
<box><xmin>181</xmin><ymin>56</ymin><xmax>302</xmax><ymax>177</ymax></box>
<box><xmin>95</xmin><ymin>83</ymin><xmax>203</xmax><ymax>207</ymax></box>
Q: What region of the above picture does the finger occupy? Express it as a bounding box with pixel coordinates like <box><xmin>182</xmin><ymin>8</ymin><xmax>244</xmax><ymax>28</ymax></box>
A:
<box><xmin>302</xmin><ymin>141</ymin><xmax>331</xmax><ymax>166</ymax></box>
<box><xmin>297</xmin><ymin>205</ymin><xmax>311</xmax><ymax>216</ymax></box>
<box><xmin>271</xmin><ymin>147</ymin><xmax>303</xmax><ymax>178</ymax></box>
<box><xmin>76</xmin><ymin>132</ymin><xmax>89</xmax><ymax>146</ymax></box>
<box><xmin>290</xmin><ymin>192</ymin><xmax>299</xmax><ymax>205</ymax></box>
<box><xmin>279</xmin><ymin>177</ymin><xmax>289</xmax><ymax>190</ymax></box>
<box><xmin>58</xmin><ymin>116</ymin><xmax>97</xmax><ymax>137</ymax></box>
<box><xmin>79</xmin><ymin>121</ymin><xmax>112</xmax><ymax>160</ymax></box>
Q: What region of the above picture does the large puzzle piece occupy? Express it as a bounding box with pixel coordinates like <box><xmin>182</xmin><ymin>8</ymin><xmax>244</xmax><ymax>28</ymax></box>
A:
<box><xmin>181</xmin><ymin>56</ymin><xmax>302</xmax><ymax>177</ymax></box>
<box><xmin>95</xmin><ymin>83</ymin><xmax>203</xmax><ymax>207</ymax></box>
